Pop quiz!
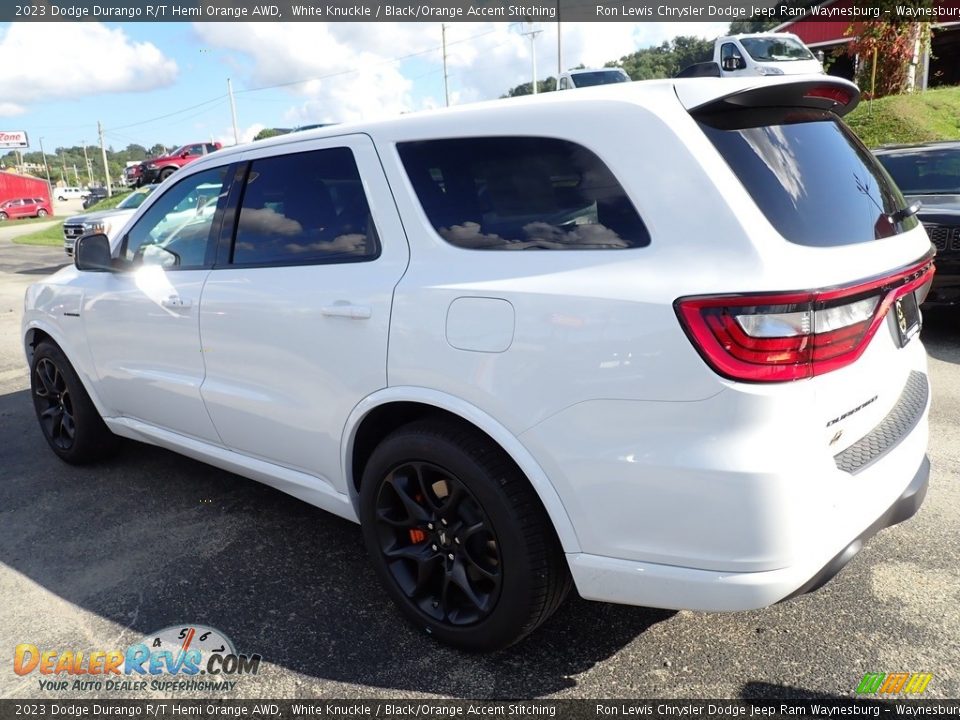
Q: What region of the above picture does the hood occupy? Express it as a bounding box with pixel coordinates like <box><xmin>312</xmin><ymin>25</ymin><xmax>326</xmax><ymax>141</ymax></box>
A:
<box><xmin>64</xmin><ymin>207</ymin><xmax>137</xmax><ymax>225</ymax></box>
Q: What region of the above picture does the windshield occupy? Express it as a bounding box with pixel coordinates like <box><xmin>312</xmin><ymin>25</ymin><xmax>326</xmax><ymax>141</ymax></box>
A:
<box><xmin>571</xmin><ymin>71</ymin><xmax>629</xmax><ymax>87</ymax></box>
<box><xmin>698</xmin><ymin>108</ymin><xmax>917</xmax><ymax>246</ymax></box>
<box><xmin>876</xmin><ymin>148</ymin><xmax>960</xmax><ymax>195</ymax></box>
<box><xmin>740</xmin><ymin>37</ymin><xmax>814</xmax><ymax>62</ymax></box>
<box><xmin>117</xmin><ymin>187</ymin><xmax>155</xmax><ymax>209</ymax></box>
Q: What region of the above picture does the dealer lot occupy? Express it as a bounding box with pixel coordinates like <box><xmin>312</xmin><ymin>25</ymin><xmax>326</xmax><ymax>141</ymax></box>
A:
<box><xmin>0</xmin><ymin>237</ymin><xmax>958</xmax><ymax>700</ymax></box>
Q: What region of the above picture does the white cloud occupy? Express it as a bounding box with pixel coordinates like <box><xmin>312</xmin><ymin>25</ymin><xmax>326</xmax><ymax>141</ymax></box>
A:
<box><xmin>0</xmin><ymin>102</ymin><xmax>26</xmax><ymax>117</ymax></box>
<box><xmin>0</xmin><ymin>23</ymin><xmax>178</xmax><ymax>109</ymax></box>
<box><xmin>193</xmin><ymin>22</ymin><xmax>728</xmax><ymax>126</ymax></box>
<box><xmin>213</xmin><ymin>122</ymin><xmax>265</xmax><ymax>147</ymax></box>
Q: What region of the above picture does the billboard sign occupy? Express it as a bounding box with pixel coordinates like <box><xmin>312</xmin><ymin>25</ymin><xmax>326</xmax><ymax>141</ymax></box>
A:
<box><xmin>0</xmin><ymin>131</ymin><xmax>29</xmax><ymax>148</ymax></box>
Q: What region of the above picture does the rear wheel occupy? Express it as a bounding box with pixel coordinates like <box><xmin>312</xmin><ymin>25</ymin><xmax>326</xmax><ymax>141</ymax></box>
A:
<box><xmin>37</xmin><ymin>208</ymin><xmax>48</xmax><ymax>217</ymax></box>
<box><xmin>360</xmin><ymin>419</ymin><xmax>570</xmax><ymax>651</ymax></box>
<box><xmin>30</xmin><ymin>341</ymin><xmax>119</xmax><ymax>464</ymax></box>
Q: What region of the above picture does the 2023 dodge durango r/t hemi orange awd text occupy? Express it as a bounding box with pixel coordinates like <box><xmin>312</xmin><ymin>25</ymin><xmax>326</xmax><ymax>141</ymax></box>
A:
<box><xmin>23</xmin><ymin>76</ymin><xmax>933</xmax><ymax>651</ymax></box>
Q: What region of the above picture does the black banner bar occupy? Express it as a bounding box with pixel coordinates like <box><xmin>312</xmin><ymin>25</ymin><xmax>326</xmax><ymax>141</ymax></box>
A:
<box><xmin>5</xmin><ymin>0</ymin><xmax>960</xmax><ymax>22</ymax></box>
<box><xmin>3</xmin><ymin>699</ymin><xmax>960</xmax><ymax>720</ymax></box>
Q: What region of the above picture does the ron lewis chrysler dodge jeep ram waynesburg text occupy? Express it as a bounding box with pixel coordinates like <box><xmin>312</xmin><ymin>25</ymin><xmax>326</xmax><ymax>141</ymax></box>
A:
<box><xmin>23</xmin><ymin>75</ymin><xmax>933</xmax><ymax>651</ymax></box>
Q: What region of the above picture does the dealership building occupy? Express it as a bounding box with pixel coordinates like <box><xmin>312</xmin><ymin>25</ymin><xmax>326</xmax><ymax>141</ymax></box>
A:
<box><xmin>773</xmin><ymin>0</ymin><xmax>960</xmax><ymax>89</ymax></box>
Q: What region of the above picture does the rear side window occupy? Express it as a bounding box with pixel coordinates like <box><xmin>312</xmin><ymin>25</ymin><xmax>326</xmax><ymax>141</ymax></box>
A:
<box><xmin>232</xmin><ymin>147</ymin><xmax>379</xmax><ymax>266</ymax></box>
<box><xmin>398</xmin><ymin>137</ymin><xmax>649</xmax><ymax>250</ymax></box>
<box><xmin>698</xmin><ymin>109</ymin><xmax>917</xmax><ymax>246</ymax></box>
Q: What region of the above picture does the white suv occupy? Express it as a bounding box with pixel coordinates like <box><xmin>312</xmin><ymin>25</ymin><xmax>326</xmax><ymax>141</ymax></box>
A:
<box><xmin>23</xmin><ymin>76</ymin><xmax>933</xmax><ymax>652</ymax></box>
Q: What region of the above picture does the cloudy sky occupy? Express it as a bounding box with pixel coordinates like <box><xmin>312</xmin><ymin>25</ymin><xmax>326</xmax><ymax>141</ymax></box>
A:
<box><xmin>0</xmin><ymin>21</ymin><xmax>727</xmax><ymax>152</ymax></box>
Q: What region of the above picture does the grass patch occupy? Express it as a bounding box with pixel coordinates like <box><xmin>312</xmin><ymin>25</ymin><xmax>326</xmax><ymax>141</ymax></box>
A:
<box><xmin>0</xmin><ymin>215</ymin><xmax>58</xmax><ymax>226</ymax></box>
<box><xmin>846</xmin><ymin>85</ymin><xmax>960</xmax><ymax>147</ymax></box>
<box><xmin>13</xmin><ymin>222</ymin><xmax>64</xmax><ymax>247</ymax></box>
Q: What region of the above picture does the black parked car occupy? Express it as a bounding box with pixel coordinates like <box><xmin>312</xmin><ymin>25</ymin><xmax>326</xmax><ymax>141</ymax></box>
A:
<box><xmin>82</xmin><ymin>187</ymin><xmax>109</xmax><ymax>209</ymax></box>
<box><xmin>875</xmin><ymin>141</ymin><xmax>960</xmax><ymax>305</ymax></box>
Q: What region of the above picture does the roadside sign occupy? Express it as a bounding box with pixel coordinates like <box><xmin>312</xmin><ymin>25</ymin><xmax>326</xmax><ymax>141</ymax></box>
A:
<box><xmin>0</xmin><ymin>131</ymin><xmax>29</xmax><ymax>148</ymax></box>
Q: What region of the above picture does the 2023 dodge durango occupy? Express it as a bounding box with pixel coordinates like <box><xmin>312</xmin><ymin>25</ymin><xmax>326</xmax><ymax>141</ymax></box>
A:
<box><xmin>23</xmin><ymin>76</ymin><xmax>933</xmax><ymax>651</ymax></box>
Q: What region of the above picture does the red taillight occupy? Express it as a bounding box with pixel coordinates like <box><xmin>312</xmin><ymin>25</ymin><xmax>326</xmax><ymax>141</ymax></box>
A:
<box><xmin>676</xmin><ymin>257</ymin><xmax>935</xmax><ymax>383</ymax></box>
<box><xmin>804</xmin><ymin>86</ymin><xmax>854</xmax><ymax>106</ymax></box>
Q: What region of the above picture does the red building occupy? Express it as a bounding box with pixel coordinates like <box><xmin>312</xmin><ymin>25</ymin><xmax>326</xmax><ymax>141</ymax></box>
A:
<box><xmin>773</xmin><ymin>0</ymin><xmax>960</xmax><ymax>89</ymax></box>
<box><xmin>0</xmin><ymin>171</ymin><xmax>52</xmax><ymax>208</ymax></box>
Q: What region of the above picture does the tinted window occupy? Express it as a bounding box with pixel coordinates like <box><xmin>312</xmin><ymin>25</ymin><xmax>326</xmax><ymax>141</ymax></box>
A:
<box><xmin>570</xmin><ymin>71</ymin><xmax>628</xmax><ymax>87</ymax></box>
<box><xmin>398</xmin><ymin>137</ymin><xmax>649</xmax><ymax>250</ymax></box>
<box><xmin>124</xmin><ymin>166</ymin><xmax>228</xmax><ymax>268</ymax></box>
<box><xmin>876</xmin><ymin>148</ymin><xmax>960</xmax><ymax>195</ymax></box>
<box><xmin>698</xmin><ymin>109</ymin><xmax>917</xmax><ymax>246</ymax></box>
<box><xmin>232</xmin><ymin>147</ymin><xmax>379</xmax><ymax>265</ymax></box>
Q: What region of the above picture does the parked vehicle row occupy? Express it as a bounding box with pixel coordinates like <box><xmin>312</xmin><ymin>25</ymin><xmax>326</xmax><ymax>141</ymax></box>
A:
<box><xmin>127</xmin><ymin>142</ymin><xmax>222</xmax><ymax>187</ymax></box>
<box><xmin>62</xmin><ymin>184</ymin><xmax>158</xmax><ymax>256</ymax></box>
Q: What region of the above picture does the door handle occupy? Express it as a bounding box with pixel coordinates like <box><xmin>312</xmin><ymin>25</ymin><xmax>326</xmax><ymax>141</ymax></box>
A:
<box><xmin>321</xmin><ymin>303</ymin><xmax>372</xmax><ymax>319</ymax></box>
<box><xmin>161</xmin><ymin>295</ymin><xmax>192</xmax><ymax>309</ymax></box>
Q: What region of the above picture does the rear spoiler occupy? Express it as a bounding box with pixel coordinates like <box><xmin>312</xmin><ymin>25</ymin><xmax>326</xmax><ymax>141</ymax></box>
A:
<box><xmin>674</xmin><ymin>76</ymin><xmax>861</xmax><ymax>117</ymax></box>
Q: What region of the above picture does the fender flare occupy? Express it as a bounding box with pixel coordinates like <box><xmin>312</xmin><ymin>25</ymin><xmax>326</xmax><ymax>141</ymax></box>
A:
<box><xmin>340</xmin><ymin>386</ymin><xmax>581</xmax><ymax>553</ymax></box>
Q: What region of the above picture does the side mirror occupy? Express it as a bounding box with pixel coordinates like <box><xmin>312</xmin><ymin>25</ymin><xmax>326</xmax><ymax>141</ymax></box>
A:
<box><xmin>75</xmin><ymin>234</ymin><xmax>115</xmax><ymax>272</ymax></box>
<box><xmin>722</xmin><ymin>56</ymin><xmax>745</xmax><ymax>72</ymax></box>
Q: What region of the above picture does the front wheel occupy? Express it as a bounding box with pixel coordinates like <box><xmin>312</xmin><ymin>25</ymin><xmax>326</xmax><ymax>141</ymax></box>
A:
<box><xmin>360</xmin><ymin>419</ymin><xmax>570</xmax><ymax>651</ymax></box>
<box><xmin>159</xmin><ymin>167</ymin><xmax>176</xmax><ymax>181</ymax></box>
<box><xmin>0</xmin><ymin>212</ymin><xmax>7</xmax><ymax>221</ymax></box>
<box><xmin>30</xmin><ymin>341</ymin><xmax>119</xmax><ymax>464</ymax></box>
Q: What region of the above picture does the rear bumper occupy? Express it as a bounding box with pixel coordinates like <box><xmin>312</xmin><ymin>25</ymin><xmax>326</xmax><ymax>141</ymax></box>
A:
<box><xmin>567</xmin><ymin>454</ymin><xmax>929</xmax><ymax>611</ymax></box>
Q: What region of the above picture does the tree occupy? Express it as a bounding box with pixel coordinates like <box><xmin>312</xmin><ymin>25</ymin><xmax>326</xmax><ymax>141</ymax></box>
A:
<box><xmin>254</xmin><ymin>128</ymin><xmax>286</xmax><ymax>141</ymax></box>
<box><xmin>501</xmin><ymin>77</ymin><xmax>557</xmax><ymax>97</ymax></box>
<box><xmin>846</xmin><ymin>0</ymin><xmax>932</xmax><ymax>98</ymax></box>
<box><xmin>149</xmin><ymin>144</ymin><xmax>168</xmax><ymax>157</ymax></box>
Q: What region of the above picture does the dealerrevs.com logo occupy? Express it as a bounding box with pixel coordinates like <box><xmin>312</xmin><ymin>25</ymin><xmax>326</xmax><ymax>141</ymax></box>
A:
<box><xmin>14</xmin><ymin>625</ymin><xmax>261</xmax><ymax>693</ymax></box>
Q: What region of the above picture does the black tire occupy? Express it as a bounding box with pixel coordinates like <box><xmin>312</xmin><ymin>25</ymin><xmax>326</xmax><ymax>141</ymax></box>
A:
<box><xmin>57</xmin><ymin>196</ymin><xmax>65</xmax><ymax>201</ymax></box>
<box><xmin>37</xmin><ymin>208</ymin><xmax>48</xmax><ymax>217</ymax></box>
<box><xmin>30</xmin><ymin>341</ymin><xmax>119</xmax><ymax>464</ymax></box>
<box><xmin>0</xmin><ymin>212</ymin><xmax>6</xmax><ymax>221</ymax></box>
<box><xmin>159</xmin><ymin>167</ymin><xmax>176</xmax><ymax>181</ymax></box>
<box><xmin>360</xmin><ymin>418</ymin><xmax>570</xmax><ymax>651</ymax></box>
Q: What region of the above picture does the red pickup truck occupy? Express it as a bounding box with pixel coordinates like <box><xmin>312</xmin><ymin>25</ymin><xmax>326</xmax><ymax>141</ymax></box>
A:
<box><xmin>136</xmin><ymin>142</ymin><xmax>222</xmax><ymax>186</ymax></box>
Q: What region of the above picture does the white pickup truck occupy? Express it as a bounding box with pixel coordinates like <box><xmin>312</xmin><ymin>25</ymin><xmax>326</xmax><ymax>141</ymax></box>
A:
<box><xmin>678</xmin><ymin>33</ymin><xmax>823</xmax><ymax>79</ymax></box>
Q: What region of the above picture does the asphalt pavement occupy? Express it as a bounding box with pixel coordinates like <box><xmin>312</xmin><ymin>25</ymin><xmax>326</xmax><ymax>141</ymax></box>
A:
<box><xmin>0</xmin><ymin>237</ymin><xmax>957</xmax><ymax>700</ymax></box>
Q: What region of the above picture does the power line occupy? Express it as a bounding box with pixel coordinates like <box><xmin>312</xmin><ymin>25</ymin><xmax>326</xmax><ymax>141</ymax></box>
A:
<box><xmin>105</xmin><ymin>94</ymin><xmax>227</xmax><ymax>132</ymax></box>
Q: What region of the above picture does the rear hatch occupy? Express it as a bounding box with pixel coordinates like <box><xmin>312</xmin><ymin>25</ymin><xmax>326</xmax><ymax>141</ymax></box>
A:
<box><xmin>674</xmin><ymin>77</ymin><xmax>933</xmax><ymax>466</ymax></box>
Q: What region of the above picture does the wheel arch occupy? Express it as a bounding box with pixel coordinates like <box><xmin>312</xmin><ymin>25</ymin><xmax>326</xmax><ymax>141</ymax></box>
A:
<box><xmin>23</xmin><ymin>321</ymin><xmax>110</xmax><ymax>418</ymax></box>
<box><xmin>341</xmin><ymin>387</ymin><xmax>581</xmax><ymax>553</ymax></box>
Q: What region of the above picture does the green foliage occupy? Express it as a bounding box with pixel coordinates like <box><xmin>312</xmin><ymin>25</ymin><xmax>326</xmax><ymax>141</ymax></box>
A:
<box><xmin>615</xmin><ymin>36</ymin><xmax>714</xmax><ymax>80</ymax></box>
<box><xmin>12</xmin><ymin>222</ymin><xmax>64</xmax><ymax>246</ymax></box>
<box><xmin>2</xmin><ymin>143</ymin><xmax>157</xmax><ymax>187</ymax></box>
<box><xmin>254</xmin><ymin>128</ymin><xmax>286</xmax><ymax>141</ymax></box>
<box><xmin>502</xmin><ymin>77</ymin><xmax>558</xmax><ymax>97</ymax></box>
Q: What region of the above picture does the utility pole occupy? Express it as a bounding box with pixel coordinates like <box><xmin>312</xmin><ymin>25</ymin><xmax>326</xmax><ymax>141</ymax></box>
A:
<box><xmin>73</xmin><ymin>164</ymin><xmax>79</xmax><ymax>185</ymax></box>
<box><xmin>521</xmin><ymin>23</ymin><xmax>543</xmax><ymax>95</ymax></box>
<box><xmin>227</xmin><ymin>78</ymin><xmax>240</xmax><ymax>145</ymax></box>
<box><xmin>556</xmin><ymin>10</ymin><xmax>562</xmax><ymax>78</ymax></box>
<box><xmin>60</xmin><ymin>150</ymin><xmax>67</xmax><ymax>184</ymax></box>
<box><xmin>97</xmin><ymin>120</ymin><xmax>113</xmax><ymax>197</ymax></box>
<box><xmin>38</xmin><ymin>137</ymin><xmax>52</xmax><ymax>188</ymax></box>
<box><xmin>81</xmin><ymin>141</ymin><xmax>92</xmax><ymax>186</ymax></box>
<box><xmin>441</xmin><ymin>23</ymin><xmax>450</xmax><ymax>107</ymax></box>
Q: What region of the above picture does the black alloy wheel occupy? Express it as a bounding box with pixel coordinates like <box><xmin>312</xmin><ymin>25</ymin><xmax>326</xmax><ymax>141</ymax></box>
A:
<box><xmin>30</xmin><ymin>341</ymin><xmax>119</xmax><ymax>464</ymax></box>
<box><xmin>373</xmin><ymin>461</ymin><xmax>502</xmax><ymax>626</ymax></box>
<box><xmin>360</xmin><ymin>419</ymin><xmax>570</xmax><ymax>651</ymax></box>
<box><xmin>33</xmin><ymin>357</ymin><xmax>76</xmax><ymax>451</ymax></box>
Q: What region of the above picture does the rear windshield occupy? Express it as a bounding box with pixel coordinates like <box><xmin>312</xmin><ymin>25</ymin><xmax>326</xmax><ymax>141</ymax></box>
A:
<box><xmin>876</xmin><ymin>148</ymin><xmax>960</xmax><ymax>195</ymax></box>
<box><xmin>698</xmin><ymin>109</ymin><xmax>917</xmax><ymax>246</ymax></box>
<box><xmin>572</xmin><ymin>71</ymin><xmax>629</xmax><ymax>87</ymax></box>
